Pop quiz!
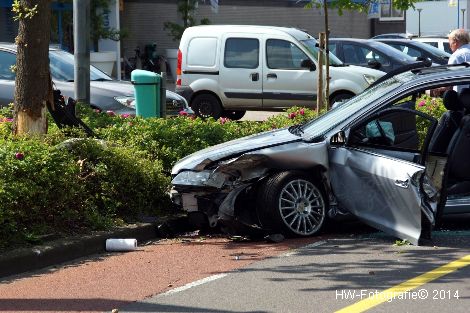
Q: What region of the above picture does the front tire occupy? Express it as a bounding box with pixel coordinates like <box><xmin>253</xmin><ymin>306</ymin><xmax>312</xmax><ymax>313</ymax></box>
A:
<box><xmin>191</xmin><ymin>94</ymin><xmax>222</xmax><ymax>119</ymax></box>
<box><xmin>257</xmin><ymin>171</ymin><xmax>327</xmax><ymax>237</ymax></box>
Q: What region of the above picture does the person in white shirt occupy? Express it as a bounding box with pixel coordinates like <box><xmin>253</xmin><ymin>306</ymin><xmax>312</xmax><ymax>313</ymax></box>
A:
<box><xmin>431</xmin><ymin>29</ymin><xmax>470</xmax><ymax>96</ymax></box>
<box><xmin>448</xmin><ymin>29</ymin><xmax>470</xmax><ymax>66</ymax></box>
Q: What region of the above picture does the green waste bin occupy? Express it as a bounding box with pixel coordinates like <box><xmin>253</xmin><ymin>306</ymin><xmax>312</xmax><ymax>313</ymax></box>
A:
<box><xmin>131</xmin><ymin>69</ymin><xmax>161</xmax><ymax>118</ymax></box>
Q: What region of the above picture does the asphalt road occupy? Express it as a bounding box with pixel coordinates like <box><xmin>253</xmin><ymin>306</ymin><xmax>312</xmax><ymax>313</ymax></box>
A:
<box><xmin>120</xmin><ymin>230</ymin><xmax>470</xmax><ymax>313</ymax></box>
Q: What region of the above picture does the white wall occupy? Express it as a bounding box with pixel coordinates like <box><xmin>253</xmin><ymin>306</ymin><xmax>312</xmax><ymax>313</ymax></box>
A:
<box><xmin>97</xmin><ymin>0</ymin><xmax>121</xmax><ymax>79</ymax></box>
<box><xmin>406</xmin><ymin>0</ymin><xmax>469</xmax><ymax>36</ymax></box>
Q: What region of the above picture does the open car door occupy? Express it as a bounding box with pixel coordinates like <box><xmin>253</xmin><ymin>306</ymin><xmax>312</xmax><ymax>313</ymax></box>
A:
<box><xmin>329</xmin><ymin>107</ymin><xmax>440</xmax><ymax>245</ymax></box>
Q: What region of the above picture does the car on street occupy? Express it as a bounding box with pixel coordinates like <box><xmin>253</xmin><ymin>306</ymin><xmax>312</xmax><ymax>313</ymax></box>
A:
<box><xmin>329</xmin><ymin>38</ymin><xmax>428</xmax><ymax>73</ymax></box>
<box><xmin>171</xmin><ymin>63</ymin><xmax>470</xmax><ymax>245</ymax></box>
<box><xmin>0</xmin><ymin>43</ymin><xmax>192</xmax><ymax>116</ymax></box>
<box><xmin>376</xmin><ymin>38</ymin><xmax>451</xmax><ymax>65</ymax></box>
<box><xmin>414</xmin><ymin>37</ymin><xmax>452</xmax><ymax>54</ymax></box>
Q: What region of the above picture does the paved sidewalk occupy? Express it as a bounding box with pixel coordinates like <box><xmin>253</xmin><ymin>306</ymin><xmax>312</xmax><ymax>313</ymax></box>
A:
<box><xmin>0</xmin><ymin>223</ymin><xmax>157</xmax><ymax>278</ymax></box>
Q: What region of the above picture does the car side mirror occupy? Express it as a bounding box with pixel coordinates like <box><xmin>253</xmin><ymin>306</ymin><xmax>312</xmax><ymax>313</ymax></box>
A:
<box><xmin>415</xmin><ymin>56</ymin><xmax>432</xmax><ymax>67</ymax></box>
<box><xmin>368</xmin><ymin>60</ymin><xmax>382</xmax><ymax>69</ymax></box>
<box><xmin>300</xmin><ymin>59</ymin><xmax>316</xmax><ymax>71</ymax></box>
<box><xmin>330</xmin><ymin>130</ymin><xmax>347</xmax><ymax>145</ymax></box>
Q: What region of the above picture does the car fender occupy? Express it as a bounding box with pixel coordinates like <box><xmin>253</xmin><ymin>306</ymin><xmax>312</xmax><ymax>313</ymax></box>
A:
<box><xmin>187</xmin><ymin>77</ymin><xmax>221</xmax><ymax>103</ymax></box>
<box><xmin>329</xmin><ymin>77</ymin><xmax>364</xmax><ymax>96</ymax></box>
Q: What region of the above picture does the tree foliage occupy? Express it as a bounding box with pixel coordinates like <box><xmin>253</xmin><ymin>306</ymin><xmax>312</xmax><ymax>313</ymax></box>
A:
<box><xmin>164</xmin><ymin>0</ymin><xmax>210</xmax><ymax>41</ymax></box>
<box><xmin>305</xmin><ymin>0</ymin><xmax>417</xmax><ymax>15</ymax></box>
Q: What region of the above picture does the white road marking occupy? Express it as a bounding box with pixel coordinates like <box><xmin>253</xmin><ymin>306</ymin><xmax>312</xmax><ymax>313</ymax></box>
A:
<box><xmin>160</xmin><ymin>273</ymin><xmax>228</xmax><ymax>296</ymax></box>
<box><xmin>280</xmin><ymin>240</ymin><xmax>327</xmax><ymax>257</ymax></box>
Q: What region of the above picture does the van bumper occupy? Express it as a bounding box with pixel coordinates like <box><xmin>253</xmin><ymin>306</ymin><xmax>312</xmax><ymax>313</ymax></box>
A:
<box><xmin>175</xmin><ymin>86</ymin><xmax>194</xmax><ymax>104</ymax></box>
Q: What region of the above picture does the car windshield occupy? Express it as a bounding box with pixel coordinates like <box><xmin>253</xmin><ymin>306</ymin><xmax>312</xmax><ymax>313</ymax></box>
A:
<box><xmin>301</xmin><ymin>71</ymin><xmax>417</xmax><ymax>140</ymax></box>
<box><xmin>413</xmin><ymin>41</ymin><xmax>451</xmax><ymax>58</ymax></box>
<box><xmin>369</xmin><ymin>41</ymin><xmax>417</xmax><ymax>63</ymax></box>
<box><xmin>300</xmin><ymin>39</ymin><xmax>344</xmax><ymax>66</ymax></box>
<box><xmin>49</xmin><ymin>50</ymin><xmax>112</xmax><ymax>82</ymax></box>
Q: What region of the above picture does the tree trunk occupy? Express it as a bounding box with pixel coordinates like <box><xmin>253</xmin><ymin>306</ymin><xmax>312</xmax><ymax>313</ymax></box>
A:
<box><xmin>14</xmin><ymin>0</ymin><xmax>53</xmax><ymax>136</ymax></box>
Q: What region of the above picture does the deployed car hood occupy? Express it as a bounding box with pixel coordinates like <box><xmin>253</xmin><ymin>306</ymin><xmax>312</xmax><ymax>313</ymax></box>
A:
<box><xmin>171</xmin><ymin>128</ymin><xmax>301</xmax><ymax>175</ymax></box>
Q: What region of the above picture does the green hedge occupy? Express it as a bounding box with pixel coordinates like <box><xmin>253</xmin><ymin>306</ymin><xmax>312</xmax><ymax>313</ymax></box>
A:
<box><xmin>0</xmin><ymin>96</ymin><xmax>444</xmax><ymax>249</ymax></box>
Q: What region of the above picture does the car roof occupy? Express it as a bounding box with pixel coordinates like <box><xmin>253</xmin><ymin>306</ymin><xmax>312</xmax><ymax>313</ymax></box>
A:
<box><xmin>372</xmin><ymin>33</ymin><xmax>412</xmax><ymax>39</ymax></box>
<box><xmin>414</xmin><ymin>37</ymin><xmax>448</xmax><ymax>42</ymax></box>
<box><xmin>376</xmin><ymin>38</ymin><xmax>431</xmax><ymax>48</ymax></box>
<box><xmin>400</xmin><ymin>64</ymin><xmax>470</xmax><ymax>85</ymax></box>
<box><xmin>329</xmin><ymin>38</ymin><xmax>416</xmax><ymax>60</ymax></box>
<box><xmin>0</xmin><ymin>42</ymin><xmax>60</xmax><ymax>52</ymax></box>
<box><xmin>183</xmin><ymin>25</ymin><xmax>315</xmax><ymax>41</ymax></box>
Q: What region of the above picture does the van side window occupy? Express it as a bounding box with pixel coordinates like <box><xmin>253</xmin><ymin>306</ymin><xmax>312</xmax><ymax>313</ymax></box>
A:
<box><xmin>224</xmin><ymin>38</ymin><xmax>259</xmax><ymax>69</ymax></box>
<box><xmin>267</xmin><ymin>39</ymin><xmax>307</xmax><ymax>70</ymax></box>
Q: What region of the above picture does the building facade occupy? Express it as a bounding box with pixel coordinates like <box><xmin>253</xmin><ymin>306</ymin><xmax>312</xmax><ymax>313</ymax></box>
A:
<box><xmin>120</xmin><ymin>0</ymin><xmax>405</xmax><ymax>60</ymax></box>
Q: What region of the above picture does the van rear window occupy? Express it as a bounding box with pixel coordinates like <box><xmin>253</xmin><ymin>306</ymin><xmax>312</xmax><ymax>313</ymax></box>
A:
<box><xmin>187</xmin><ymin>37</ymin><xmax>217</xmax><ymax>67</ymax></box>
<box><xmin>224</xmin><ymin>38</ymin><xmax>259</xmax><ymax>69</ymax></box>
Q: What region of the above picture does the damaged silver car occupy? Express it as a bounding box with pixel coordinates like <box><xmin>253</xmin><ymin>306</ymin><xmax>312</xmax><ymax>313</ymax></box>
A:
<box><xmin>171</xmin><ymin>63</ymin><xmax>470</xmax><ymax>245</ymax></box>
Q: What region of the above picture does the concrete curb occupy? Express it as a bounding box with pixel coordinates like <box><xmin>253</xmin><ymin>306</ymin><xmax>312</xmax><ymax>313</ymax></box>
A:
<box><xmin>0</xmin><ymin>223</ymin><xmax>157</xmax><ymax>278</ymax></box>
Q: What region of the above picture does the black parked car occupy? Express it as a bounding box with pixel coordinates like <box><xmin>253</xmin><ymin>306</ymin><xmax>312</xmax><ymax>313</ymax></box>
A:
<box><xmin>328</xmin><ymin>38</ymin><xmax>420</xmax><ymax>73</ymax></box>
<box><xmin>376</xmin><ymin>39</ymin><xmax>451</xmax><ymax>65</ymax></box>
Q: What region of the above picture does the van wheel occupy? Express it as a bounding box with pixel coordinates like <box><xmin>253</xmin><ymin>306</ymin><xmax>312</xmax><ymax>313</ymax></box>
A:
<box><xmin>222</xmin><ymin>110</ymin><xmax>246</xmax><ymax>120</ymax></box>
<box><xmin>192</xmin><ymin>94</ymin><xmax>222</xmax><ymax>119</ymax></box>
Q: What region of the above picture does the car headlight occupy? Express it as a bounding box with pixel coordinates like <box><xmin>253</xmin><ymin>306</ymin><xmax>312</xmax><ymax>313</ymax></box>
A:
<box><xmin>363</xmin><ymin>74</ymin><xmax>377</xmax><ymax>85</ymax></box>
<box><xmin>172</xmin><ymin>171</ymin><xmax>211</xmax><ymax>186</ymax></box>
<box><xmin>114</xmin><ymin>96</ymin><xmax>135</xmax><ymax>109</ymax></box>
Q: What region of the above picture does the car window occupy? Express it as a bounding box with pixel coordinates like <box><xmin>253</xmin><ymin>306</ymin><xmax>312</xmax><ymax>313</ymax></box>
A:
<box><xmin>350</xmin><ymin>105</ymin><xmax>436</xmax><ymax>156</ymax></box>
<box><xmin>362</xmin><ymin>47</ymin><xmax>391</xmax><ymax>66</ymax></box>
<box><xmin>328</xmin><ymin>43</ymin><xmax>337</xmax><ymax>55</ymax></box>
<box><xmin>49</xmin><ymin>50</ymin><xmax>112</xmax><ymax>81</ymax></box>
<box><xmin>400</xmin><ymin>45</ymin><xmax>422</xmax><ymax>58</ymax></box>
<box><xmin>266</xmin><ymin>39</ymin><xmax>307</xmax><ymax>69</ymax></box>
<box><xmin>302</xmin><ymin>71</ymin><xmax>417</xmax><ymax>140</ymax></box>
<box><xmin>443</xmin><ymin>42</ymin><xmax>451</xmax><ymax>54</ymax></box>
<box><xmin>224</xmin><ymin>38</ymin><xmax>259</xmax><ymax>69</ymax></box>
<box><xmin>0</xmin><ymin>51</ymin><xmax>16</xmax><ymax>80</ymax></box>
<box><xmin>348</xmin><ymin>87</ymin><xmax>444</xmax><ymax>156</ymax></box>
<box><xmin>411</xmin><ymin>41</ymin><xmax>450</xmax><ymax>58</ymax></box>
<box><xmin>342</xmin><ymin>44</ymin><xmax>364</xmax><ymax>64</ymax></box>
<box><xmin>300</xmin><ymin>39</ymin><xmax>343</xmax><ymax>66</ymax></box>
<box><xmin>426</xmin><ymin>42</ymin><xmax>438</xmax><ymax>48</ymax></box>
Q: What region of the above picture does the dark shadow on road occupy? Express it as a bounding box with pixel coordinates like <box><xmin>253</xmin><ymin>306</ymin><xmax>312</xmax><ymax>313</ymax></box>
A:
<box><xmin>0</xmin><ymin>298</ymin><xmax>131</xmax><ymax>311</ymax></box>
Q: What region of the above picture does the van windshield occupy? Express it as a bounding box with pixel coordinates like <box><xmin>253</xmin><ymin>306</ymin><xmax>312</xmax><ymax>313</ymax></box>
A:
<box><xmin>300</xmin><ymin>39</ymin><xmax>344</xmax><ymax>66</ymax></box>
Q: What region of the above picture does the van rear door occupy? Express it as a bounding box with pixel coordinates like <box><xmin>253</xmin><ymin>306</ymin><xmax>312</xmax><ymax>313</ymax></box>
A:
<box><xmin>219</xmin><ymin>34</ymin><xmax>263</xmax><ymax>109</ymax></box>
<box><xmin>262</xmin><ymin>36</ymin><xmax>317</xmax><ymax>109</ymax></box>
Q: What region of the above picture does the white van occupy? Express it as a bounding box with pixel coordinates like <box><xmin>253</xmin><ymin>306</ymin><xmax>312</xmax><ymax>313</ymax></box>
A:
<box><xmin>176</xmin><ymin>25</ymin><xmax>385</xmax><ymax>119</ymax></box>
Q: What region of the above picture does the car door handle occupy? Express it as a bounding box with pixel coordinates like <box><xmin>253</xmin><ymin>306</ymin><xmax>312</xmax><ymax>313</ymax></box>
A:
<box><xmin>394</xmin><ymin>178</ymin><xmax>409</xmax><ymax>189</ymax></box>
<box><xmin>250</xmin><ymin>73</ymin><xmax>259</xmax><ymax>81</ymax></box>
<box><xmin>267</xmin><ymin>73</ymin><xmax>277</xmax><ymax>79</ymax></box>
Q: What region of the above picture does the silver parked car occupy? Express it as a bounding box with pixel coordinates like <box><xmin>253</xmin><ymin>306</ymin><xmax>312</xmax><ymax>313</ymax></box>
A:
<box><xmin>171</xmin><ymin>63</ymin><xmax>470</xmax><ymax>245</ymax></box>
<box><xmin>0</xmin><ymin>43</ymin><xmax>192</xmax><ymax>116</ymax></box>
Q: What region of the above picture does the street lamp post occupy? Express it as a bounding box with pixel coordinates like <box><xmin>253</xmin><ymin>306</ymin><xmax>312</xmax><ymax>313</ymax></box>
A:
<box><xmin>462</xmin><ymin>9</ymin><xmax>466</xmax><ymax>28</ymax></box>
<box><xmin>417</xmin><ymin>8</ymin><xmax>423</xmax><ymax>37</ymax></box>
